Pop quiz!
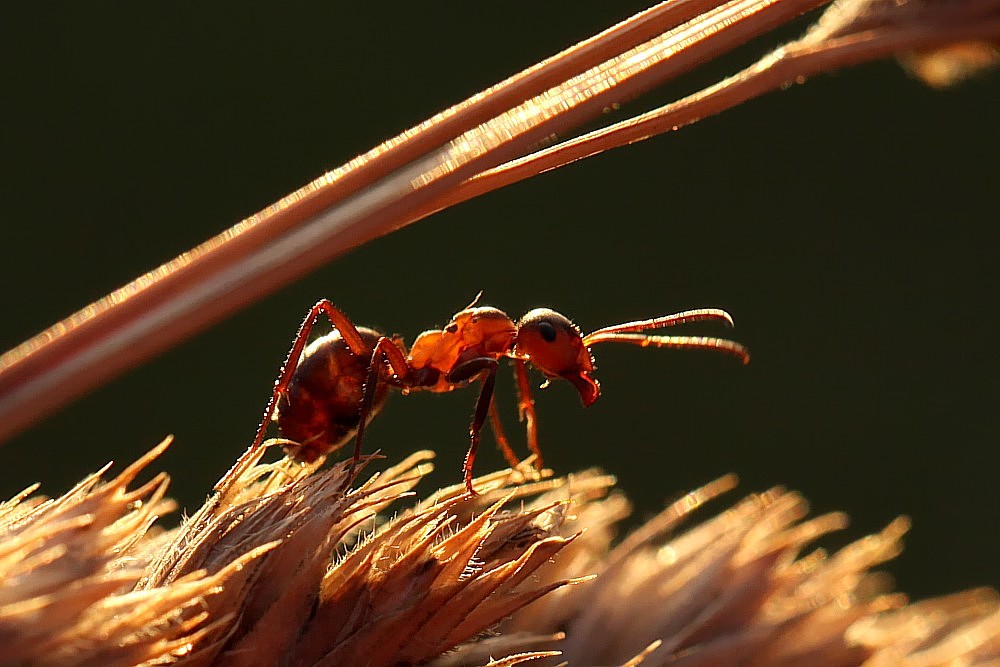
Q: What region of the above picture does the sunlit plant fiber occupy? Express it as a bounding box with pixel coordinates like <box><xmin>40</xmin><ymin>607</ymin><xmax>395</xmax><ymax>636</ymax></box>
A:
<box><xmin>1</xmin><ymin>439</ymin><xmax>997</xmax><ymax>666</ymax></box>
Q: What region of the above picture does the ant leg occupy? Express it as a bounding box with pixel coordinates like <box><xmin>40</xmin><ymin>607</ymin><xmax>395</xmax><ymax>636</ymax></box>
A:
<box><xmin>347</xmin><ymin>336</ymin><xmax>411</xmax><ymax>486</ymax></box>
<box><xmin>488</xmin><ymin>400</ymin><xmax>521</xmax><ymax>468</ymax></box>
<box><xmin>513</xmin><ymin>359</ymin><xmax>543</xmax><ymax>469</ymax></box>
<box><xmin>463</xmin><ymin>362</ymin><xmax>499</xmax><ymax>495</ymax></box>
<box><xmin>251</xmin><ymin>299</ymin><xmax>372</xmax><ymax>451</ymax></box>
<box><xmin>310</xmin><ymin>299</ymin><xmax>372</xmax><ymax>357</ymax></box>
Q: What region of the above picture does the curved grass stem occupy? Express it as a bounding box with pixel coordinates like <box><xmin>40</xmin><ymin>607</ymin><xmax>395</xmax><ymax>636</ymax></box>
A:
<box><xmin>1</xmin><ymin>0</ymin><xmax>997</xmax><ymax>444</ymax></box>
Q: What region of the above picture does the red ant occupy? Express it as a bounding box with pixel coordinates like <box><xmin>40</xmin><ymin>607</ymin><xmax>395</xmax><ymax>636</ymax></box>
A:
<box><xmin>250</xmin><ymin>294</ymin><xmax>750</xmax><ymax>494</ymax></box>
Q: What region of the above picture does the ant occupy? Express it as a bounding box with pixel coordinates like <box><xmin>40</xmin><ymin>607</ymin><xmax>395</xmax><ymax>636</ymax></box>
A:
<box><xmin>250</xmin><ymin>294</ymin><xmax>750</xmax><ymax>494</ymax></box>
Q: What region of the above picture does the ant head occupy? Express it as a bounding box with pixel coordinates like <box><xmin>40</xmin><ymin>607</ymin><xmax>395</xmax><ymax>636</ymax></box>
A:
<box><xmin>515</xmin><ymin>308</ymin><xmax>600</xmax><ymax>406</ymax></box>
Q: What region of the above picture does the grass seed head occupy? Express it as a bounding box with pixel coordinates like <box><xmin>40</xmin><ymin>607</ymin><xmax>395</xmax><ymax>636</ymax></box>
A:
<box><xmin>1</xmin><ymin>440</ymin><xmax>997</xmax><ymax>666</ymax></box>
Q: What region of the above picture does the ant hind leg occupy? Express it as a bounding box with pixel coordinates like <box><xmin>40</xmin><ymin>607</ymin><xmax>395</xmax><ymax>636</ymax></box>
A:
<box><xmin>251</xmin><ymin>299</ymin><xmax>373</xmax><ymax>452</ymax></box>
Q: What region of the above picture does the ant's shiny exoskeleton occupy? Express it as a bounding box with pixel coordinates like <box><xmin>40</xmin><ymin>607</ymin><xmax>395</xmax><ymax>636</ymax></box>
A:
<box><xmin>250</xmin><ymin>294</ymin><xmax>749</xmax><ymax>493</ymax></box>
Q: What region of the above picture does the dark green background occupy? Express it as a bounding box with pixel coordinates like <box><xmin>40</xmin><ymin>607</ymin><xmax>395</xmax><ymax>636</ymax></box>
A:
<box><xmin>2</xmin><ymin>3</ymin><xmax>997</xmax><ymax>601</ymax></box>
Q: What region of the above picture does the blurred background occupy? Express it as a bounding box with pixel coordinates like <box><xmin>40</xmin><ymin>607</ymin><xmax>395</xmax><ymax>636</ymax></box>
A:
<box><xmin>2</xmin><ymin>2</ymin><xmax>997</xmax><ymax>601</ymax></box>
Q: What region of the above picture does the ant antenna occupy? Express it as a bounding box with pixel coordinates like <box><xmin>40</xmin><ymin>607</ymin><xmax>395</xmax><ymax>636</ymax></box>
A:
<box><xmin>582</xmin><ymin>308</ymin><xmax>750</xmax><ymax>364</ymax></box>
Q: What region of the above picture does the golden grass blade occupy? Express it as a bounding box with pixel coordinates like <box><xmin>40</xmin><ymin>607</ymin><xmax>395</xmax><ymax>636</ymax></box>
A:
<box><xmin>7</xmin><ymin>0</ymin><xmax>993</xmax><ymax>445</ymax></box>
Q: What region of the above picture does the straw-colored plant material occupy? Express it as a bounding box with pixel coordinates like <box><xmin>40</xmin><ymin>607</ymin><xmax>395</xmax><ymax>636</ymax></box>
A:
<box><xmin>1</xmin><ymin>440</ymin><xmax>998</xmax><ymax>666</ymax></box>
<box><xmin>497</xmin><ymin>475</ymin><xmax>1000</xmax><ymax>665</ymax></box>
<box><xmin>900</xmin><ymin>41</ymin><xmax>1000</xmax><ymax>88</ymax></box>
<box><xmin>0</xmin><ymin>438</ymin><xmax>217</xmax><ymax>666</ymax></box>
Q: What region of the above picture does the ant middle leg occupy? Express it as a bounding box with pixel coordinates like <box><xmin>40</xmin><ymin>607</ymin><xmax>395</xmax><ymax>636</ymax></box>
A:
<box><xmin>463</xmin><ymin>362</ymin><xmax>500</xmax><ymax>495</ymax></box>
<box><xmin>451</xmin><ymin>357</ymin><xmax>526</xmax><ymax>492</ymax></box>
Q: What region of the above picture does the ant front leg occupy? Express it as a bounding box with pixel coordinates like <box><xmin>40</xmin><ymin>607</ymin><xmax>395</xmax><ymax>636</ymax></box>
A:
<box><xmin>513</xmin><ymin>359</ymin><xmax>543</xmax><ymax>469</ymax></box>
<box><xmin>348</xmin><ymin>336</ymin><xmax>411</xmax><ymax>486</ymax></box>
<box><xmin>252</xmin><ymin>299</ymin><xmax>373</xmax><ymax>452</ymax></box>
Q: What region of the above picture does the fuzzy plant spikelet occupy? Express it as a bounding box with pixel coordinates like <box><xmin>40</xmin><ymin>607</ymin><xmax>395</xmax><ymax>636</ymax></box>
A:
<box><xmin>1</xmin><ymin>439</ymin><xmax>998</xmax><ymax>666</ymax></box>
<box><xmin>0</xmin><ymin>439</ymin><xmax>223</xmax><ymax>666</ymax></box>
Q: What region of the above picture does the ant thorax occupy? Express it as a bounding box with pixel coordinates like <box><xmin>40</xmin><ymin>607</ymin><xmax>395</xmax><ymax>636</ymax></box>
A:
<box><xmin>405</xmin><ymin>307</ymin><xmax>517</xmax><ymax>393</ymax></box>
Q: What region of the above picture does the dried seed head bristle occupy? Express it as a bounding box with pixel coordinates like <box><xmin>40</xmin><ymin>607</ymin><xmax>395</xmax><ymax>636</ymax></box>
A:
<box><xmin>0</xmin><ymin>437</ymin><xmax>207</xmax><ymax>666</ymax></box>
<box><xmin>1</xmin><ymin>438</ymin><xmax>998</xmax><ymax>667</ymax></box>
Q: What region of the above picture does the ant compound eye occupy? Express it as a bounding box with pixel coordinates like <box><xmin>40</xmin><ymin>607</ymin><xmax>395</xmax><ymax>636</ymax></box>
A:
<box><xmin>517</xmin><ymin>309</ymin><xmax>576</xmax><ymax>350</ymax></box>
<box><xmin>537</xmin><ymin>320</ymin><xmax>558</xmax><ymax>343</ymax></box>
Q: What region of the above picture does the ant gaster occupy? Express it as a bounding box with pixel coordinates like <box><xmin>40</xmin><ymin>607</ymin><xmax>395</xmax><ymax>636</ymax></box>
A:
<box><xmin>250</xmin><ymin>293</ymin><xmax>750</xmax><ymax>494</ymax></box>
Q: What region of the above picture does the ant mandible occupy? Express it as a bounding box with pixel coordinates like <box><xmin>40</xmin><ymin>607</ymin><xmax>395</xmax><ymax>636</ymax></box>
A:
<box><xmin>250</xmin><ymin>293</ymin><xmax>750</xmax><ymax>494</ymax></box>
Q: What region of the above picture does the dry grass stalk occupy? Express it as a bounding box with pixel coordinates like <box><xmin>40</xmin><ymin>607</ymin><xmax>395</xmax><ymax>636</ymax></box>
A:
<box><xmin>4</xmin><ymin>0</ymin><xmax>997</xmax><ymax>443</ymax></box>
<box><xmin>1</xmin><ymin>440</ymin><xmax>998</xmax><ymax>666</ymax></box>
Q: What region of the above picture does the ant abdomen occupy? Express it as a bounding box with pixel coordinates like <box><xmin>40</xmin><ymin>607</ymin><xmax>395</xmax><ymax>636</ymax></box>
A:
<box><xmin>274</xmin><ymin>327</ymin><xmax>389</xmax><ymax>463</ymax></box>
